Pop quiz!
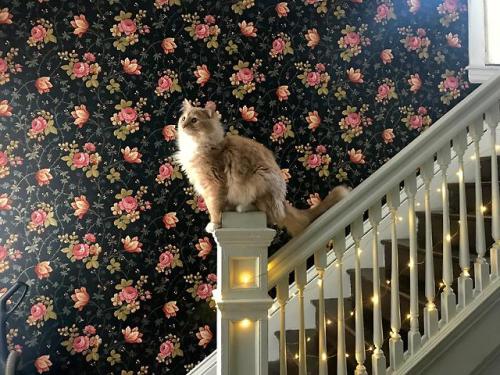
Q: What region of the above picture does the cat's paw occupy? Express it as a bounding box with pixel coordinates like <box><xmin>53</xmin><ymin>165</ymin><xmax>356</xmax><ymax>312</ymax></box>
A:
<box><xmin>205</xmin><ymin>222</ymin><xmax>221</xmax><ymax>233</ymax></box>
<box><xmin>236</xmin><ymin>204</ymin><xmax>256</xmax><ymax>213</ymax></box>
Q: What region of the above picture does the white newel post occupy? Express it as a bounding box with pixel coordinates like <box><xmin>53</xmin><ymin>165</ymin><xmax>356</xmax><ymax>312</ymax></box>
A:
<box><xmin>213</xmin><ymin>212</ymin><xmax>276</xmax><ymax>375</ymax></box>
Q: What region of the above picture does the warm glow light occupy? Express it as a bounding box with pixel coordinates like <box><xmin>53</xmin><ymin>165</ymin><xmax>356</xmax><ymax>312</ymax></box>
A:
<box><xmin>496</xmin><ymin>145</ymin><xmax>500</xmax><ymax>152</ymax></box>
<box><xmin>398</xmin><ymin>216</ymin><xmax>403</xmax><ymax>222</ymax></box>
<box><xmin>240</xmin><ymin>319</ymin><xmax>252</xmax><ymax>328</ymax></box>
<box><xmin>239</xmin><ymin>272</ymin><xmax>252</xmax><ymax>285</ymax></box>
<box><xmin>464</xmin><ymin>269</ymin><xmax>470</xmax><ymax>277</ymax></box>
<box><xmin>317</xmin><ymin>279</ymin><xmax>323</xmax><ymax>287</ymax></box>
<box><xmin>437</xmin><ymin>188</ymin><xmax>441</xmax><ymax>193</ymax></box>
<box><xmin>445</xmin><ymin>234</ymin><xmax>451</xmax><ymax>242</ymax></box>
<box><xmin>481</xmin><ymin>206</ymin><xmax>487</xmax><ymax>213</ymax></box>
<box><xmin>322</xmin><ymin>352</ymin><xmax>327</xmax><ymax>361</ymax></box>
<box><xmin>457</xmin><ymin>169</ymin><xmax>463</xmax><ymax>180</ymax></box>
<box><xmin>416</xmin><ymin>202</ymin><xmax>421</xmax><ymax>207</ymax></box>
<box><xmin>345</xmin><ymin>353</ymin><xmax>350</xmax><ymax>358</ymax></box>
<box><xmin>406</xmin><ymin>313</ymin><xmax>411</xmax><ymax>320</ymax></box>
<box><xmin>408</xmin><ymin>260</ymin><xmax>414</xmax><ymax>268</ymax></box>
<box><xmin>371</xmin><ymin>295</ymin><xmax>379</xmax><ymax>305</ymax></box>
<box><xmin>485</xmin><ymin>0</ymin><xmax>500</xmax><ymax>64</ymax></box>
<box><xmin>350</xmin><ymin>311</ymin><xmax>354</xmax><ymax>316</ymax></box>
<box><xmin>471</xmin><ymin>155</ymin><xmax>476</xmax><ymax>161</ymax></box>
<box><xmin>327</xmin><ymin>319</ymin><xmax>332</xmax><ymax>325</ymax></box>
<box><xmin>386</xmin><ymin>280</ymin><xmax>390</xmax><ymax>285</ymax></box>
<box><xmin>294</xmin><ymin>353</ymin><xmax>299</xmax><ymax>360</ymax></box>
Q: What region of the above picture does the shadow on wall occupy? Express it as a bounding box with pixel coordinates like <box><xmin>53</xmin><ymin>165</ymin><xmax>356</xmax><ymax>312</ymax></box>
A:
<box><xmin>0</xmin><ymin>0</ymin><xmax>474</xmax><ymax>373</ymax></box>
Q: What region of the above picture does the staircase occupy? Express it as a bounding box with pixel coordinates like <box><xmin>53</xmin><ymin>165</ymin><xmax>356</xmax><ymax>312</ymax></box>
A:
<box><xmin>190</xmin><ymin>74</ymin><xmax>500</xmax><ymax>375</ymax></box>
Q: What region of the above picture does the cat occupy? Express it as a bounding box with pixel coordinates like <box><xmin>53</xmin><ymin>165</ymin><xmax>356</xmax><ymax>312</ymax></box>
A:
<box><xmin>175</xmin><ymin>99</ymin><xmax>349</xmax><ymax>236</ymax></box>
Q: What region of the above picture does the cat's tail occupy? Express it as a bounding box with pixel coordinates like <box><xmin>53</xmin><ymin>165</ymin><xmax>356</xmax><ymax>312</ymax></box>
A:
<box><xmin>280</xmin><ymin>185</ymin><xmax>350</xmax><ymax>237</ymax></box>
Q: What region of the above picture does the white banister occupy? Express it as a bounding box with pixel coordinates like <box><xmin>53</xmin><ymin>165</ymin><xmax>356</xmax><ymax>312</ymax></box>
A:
<box><xmin>420</xmin><ymin>159</ymin><xmax>439</xmax><ymax>339</ymax></box>
<box><xmin>387</xmin><ymin>187</ymin><xmax>404</xmax><ymax>371</ymax></box>
<box><xmin>314</xmin><ymin>249</ymin><xmax>328</xmax><ymax>375</ymax></box>
<box><xmin>404</xmin><ymin>174</ymin><xmax>421</xmax><ymax>355</ymax></box>
<box><xmin>453</xmin><ymin>130</ymin><xmax>473</xmax><ymax>309</ymax></box>
<box><xmin>470</xmin><ymin>118</ymin><xmax>490</xmax><ymax>294</ymax></box>
<box><xmin>213</xmin><ymin>212</ymin><xmax>275</xmax><ymax>375</ymax></box>
<box><xmin>334</xmin><ymin>232</ymin><xmax>347</xmax><ymax>375</ymax></box>
<box><xmin>277</xmin><ymin>278</ymin><xmax>289</xmax><ymax>375</ymax></box>
<box><xmin>486</xmin><ymin>103</ymin><xmax>500</xmax><ymax>279</ymax></box>
<box><xmin>368</xmin><ymin>203</ymin><xmax>386</xmax><ymax>375</ymax></box>
<box><xmin>437</xmin><ymin>147</ymin><xmax>457</xmax><ymax>324</ymax></box>
<box><xmin>352</xmin><ymin>217</ymin><xmax>367</xmax><ymax>375</ymax></box>
<box><xmin>295</xmin><ymin>263</ymin><xmax>307</xmax><ymax>375</ymax></box>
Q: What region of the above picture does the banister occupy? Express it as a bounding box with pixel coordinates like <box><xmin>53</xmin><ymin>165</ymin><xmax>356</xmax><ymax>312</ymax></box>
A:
<box><xmin>267</xmin><ymin>73</ymin><xmax>500</xmax><ymax>289</ymax></box>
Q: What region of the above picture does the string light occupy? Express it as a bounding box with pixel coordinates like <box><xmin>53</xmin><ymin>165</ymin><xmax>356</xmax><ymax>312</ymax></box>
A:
<box><xmin>317</xmin><ymin>279</ymin><xmax>323</xmax><ymax>287</ymax></box>
<box><xmin>350</xmin><ymin>311</ymin><xmax>354</xmax><ymax>316</ymax></box>
<box><xmin>307</xmin><ymin>337</ymin><xmax>311</xmax><ymax>342</ymax></box>
<box><xmin>398</xmin><ymin>216</ymin><xmax>403</xmax><ymax>222</ymax></box>
<box><xmin>345</xmin><ymin>353</ymin><xmax>350</xmax><ymax>358</ymax></box>
<box><xmin>437</xmin><ymin>188</ymin><xmax>441</xmax><ymax>192</ymax></box>
<box><xmin>406</xmin><ymin>313</ymin><xmax>411</xmax><ymax>320</ymax></box>
<box><xmin>481</xmin><ymin>205</ymin><xmax>487</xmax><ymax>213</ymax></box>
<box><xmin>327</xmin><ymin>319</ymin><xmax>332</xmax><ymax>325</ymax></box>
<box><xmin>386</xmin><ymin>280</ymin><xmax>391</xmax><ymax>285</ymax></box>
<box><xmin>294</xmin><ymin>353</ymin><xmax>299</xmax><ymax>360</ymax></box>
<box><xmin>471</xmin><ymin>155</ymin><xmax>476</xmax><ymax>160</ymax></box>
<box><xmin>445</xmin><ymin>234</ymin><xmax>451</xmax><ymax>242</ymax></box>
<box><xmin>322</xmin><ymin>352</ymin><xmax>327</xmax><ymax>361</ymax></box>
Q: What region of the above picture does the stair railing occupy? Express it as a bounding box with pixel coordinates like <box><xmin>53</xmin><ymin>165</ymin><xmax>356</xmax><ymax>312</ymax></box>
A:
<box><xmin>212</xmin><ymin>73</ymin><xmax>500</xmax><ymax>375</ymax></box>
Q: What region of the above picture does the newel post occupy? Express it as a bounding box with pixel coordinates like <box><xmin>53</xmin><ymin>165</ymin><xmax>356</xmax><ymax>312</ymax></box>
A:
<box><xmin>212</xmin><ymin>212</ymin><xmax>276</xmax><ymax>375</ymax></box>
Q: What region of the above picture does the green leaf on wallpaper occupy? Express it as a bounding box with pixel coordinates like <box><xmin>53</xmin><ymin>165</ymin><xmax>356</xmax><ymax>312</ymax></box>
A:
<box><xmin>115</xmin><ymin>189</ymin><xmax>132</xmax><ymax>200</ymax></box>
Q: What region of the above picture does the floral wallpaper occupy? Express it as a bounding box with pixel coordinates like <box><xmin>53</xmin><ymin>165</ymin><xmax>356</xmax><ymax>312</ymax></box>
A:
<box><xmin>0</xmin><ymin>0</ymin><xmax>473</xmax><ymax>373</ymax></box>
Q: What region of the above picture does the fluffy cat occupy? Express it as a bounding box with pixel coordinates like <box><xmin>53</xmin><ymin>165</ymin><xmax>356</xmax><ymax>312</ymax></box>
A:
<box><xmin>176</xmin><ymin>99</ymin><xmax>349</xmax><ymax>236</ymax></box>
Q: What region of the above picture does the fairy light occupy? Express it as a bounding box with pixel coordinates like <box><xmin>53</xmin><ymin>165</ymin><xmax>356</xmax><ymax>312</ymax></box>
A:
<box><xmin>307</xmin><ymin>337</ymin><xmax>311</xmax><ymax>342</ymax></box>
<box><xmin>481</xmin><ymin>205</ymin><xmax>487</xmax><ymax>213</ymax></box>
<box><xmin>321</xmin><ymin>352</ymin><xmax>327</xmax><ymax>361</ymax></box>
<box><xmin>350</xmin><ymin>310</ymin><xmax>354</xmax><ymax>316</ymax></box>
<box><xmin>327</xmin><ymin>319</ymin><xmax>332</xmax><ymax>325</ymax></box>
<box><xmin>445</xmin><ymin>234</ymin><xmax>451</xmax><ymax>242</ymax></box>
<box><xmin>471</xmin><ymin>155</ymin><xmax>476</xmax><ymax>160</ymax></box>
<box><xmin>406</xmin><ymin>313</ymin><xmax>411</xmax><ymax>320</ymax></box>
<box><xmin>457</xmin><ymin>169</ymin><xmax>463</xmax><ymax>179</ymax></box>
<box><xmin>317</xmin><ymin>278</ymin><xmax>323</xmax><ymax>287</ymax></box>
<box><xmin>386</xmin><ymin>280</ymin><xmax>391</xmax><ymax>285</ymax></box>
<box><xmin>398</xmin><ymin>216</ymin><xmax>403</xmax><ymax>222</ymax></box>
<box><xmin>437</xmin><ymin>188</ymin><xmax>441</xmax><ymax>193</ymax></box>
<box><xmin>345</xmin><ymin>353</ymin><xmax>350</xmax><ymax>358</ymax></box>
<box><xmin>371</xmin><ymin>295</ymin><xmax>379</xmax><ymax>305</ymax></box>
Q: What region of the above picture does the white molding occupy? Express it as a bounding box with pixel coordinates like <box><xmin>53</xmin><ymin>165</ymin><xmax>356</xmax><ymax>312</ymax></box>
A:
<box><xmin>188</xmin><ymin>350</ymin><xmax>217</xmax><ymax>375</ymax></box>
<box><xmin>468</xmin><ymin>0</ymin><xmax>500</xmax><ymax>83</ymax></box>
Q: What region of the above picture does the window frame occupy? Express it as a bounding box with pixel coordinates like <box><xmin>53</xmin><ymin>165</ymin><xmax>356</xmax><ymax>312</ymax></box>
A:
<box><xmin>468</xmin><ymin>0</ymin><xmax>500</xmax><ymax>83</ymax></box>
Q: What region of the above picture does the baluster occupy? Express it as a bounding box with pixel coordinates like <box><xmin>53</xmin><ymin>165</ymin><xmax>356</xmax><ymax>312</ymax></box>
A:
<box><xmin>334</xmin><ymin>232</ymin><xmax>347</xmax><ymax>375</ymax></box>
<box><xmin>351</xmin><ymin>217</ymin><xmax>367</xmax><ymax>375</ymax></box>
<box><xmin>277</xmin><ymin>278</ymin><xmax>289</xmax><ymax>375</ymax></box>
<box><xmin>314</xmin><ymin>249</ymin><xmax>328</xmax><ymax>375</ymax></box>
<box><xmin>386</xmin><ymin>187</ymin><xmax>404</xmax><ymax>370</ymax></box>
<box><xmin>470</xmin><ymin>118</ymin><xmax>490</xmax><ymax>294</ymax></box>
<box><xmin>404</xmin><ymin>174</ymin><xmax>421</xmax><ymax>354</ymax></box>
<box><xmin>368</xmin><ymin>203</ymin><xmax>386</xmax><ymax>375</ymax></box>
<box><xmin>295</xmin><ymin>263</ymin><xmax>307</xmax><ymax>375</ymax></box>
<box><xmin>437</xmin><ymin>147</ymin><xmax>457</xmax><ymax>323</ymax></box>
<box><xmin>453</xmin><ymin>130</ymin><xmax>473</xmax><ymax>309</ymax></box>
<box><xmin>420</xmin><ymin>160</ymin><xmax>439</xmax><ymax>340</ymax></box>
<box><xmin>486</xmin><ymin>103</ymin><xmax>500</xmax><ymax>279</ymax></box>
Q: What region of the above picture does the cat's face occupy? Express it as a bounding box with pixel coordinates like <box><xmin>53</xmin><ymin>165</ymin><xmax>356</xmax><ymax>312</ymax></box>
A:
<box><xmin>178</xmin><ymin>100</ymin><xmax>224</xmax><ymax>144</ymax></box>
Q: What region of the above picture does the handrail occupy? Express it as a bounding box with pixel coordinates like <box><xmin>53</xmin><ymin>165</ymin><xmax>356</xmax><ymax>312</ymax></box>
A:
<box><xmin>267</xmin><ymin>73</ymin><xmax>500</xmax><ymax>289</ymax></box>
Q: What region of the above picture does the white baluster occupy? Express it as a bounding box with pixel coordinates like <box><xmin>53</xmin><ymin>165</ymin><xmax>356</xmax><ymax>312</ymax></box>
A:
<box><xmin>404</xmin><ymin>174</ymin><xmax>421</xmax><ymax>355</ymax></box>
<box><xmin>437</xmin><ymin>147</ymin><xmax>457</xmax><ymax>324</ymax></box>
<box><xmin>368</xmin><ymin>203</ymin><xmax>386</xmax><ymax>375</ymax></box>
<box><xmin>386</xmin><ymin>187</ymin><xmax>404</xmax><ymax>370</ymax></box>
<box><xmin>295</xmin><ymin>263</ymin><xmax>307</xmax><ymax>375</ymax></box>
<box><xmin>470</xmin><ymin>118</ymin><xmax>490</xmax><ymax>294</ymax></box>
<box><xmin>277</xmin><ymin>278</ymin><xmax>289</xmax><ymax>375</ymax></box>
<box><xmin>351</xmin><ymin>217</ymin><xmax>367</xmax><ymax>375</ymax></box>
<box><xmin>314</xmin><ymin>249</ymin><xmax>328</xmax><ymax>375</ymax></box>
<box><xmin>486</xmin><ymin>103</ymin><xmax>500</xmax><ymax>279</ymax></box>
<box><xmin>334</xmin><ymin>232</ymin><xmax>347</xmax><ymax>375</ymax></box>
<box><xmin>420</xmin><ymin>160</ymin><xmax>439</xmax><ymax>340</ymax></box>
<box><xmin>453</xmin><ymin>130</ymin><xmax>473</xmax><ymax>309</ymax></box>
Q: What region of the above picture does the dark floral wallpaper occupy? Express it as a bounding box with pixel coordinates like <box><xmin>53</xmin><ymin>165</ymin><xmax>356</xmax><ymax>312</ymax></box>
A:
<box><xmin>0</xmin><ymin>0</ymin><xmax>473</xmax><ymax>373</ymax></box>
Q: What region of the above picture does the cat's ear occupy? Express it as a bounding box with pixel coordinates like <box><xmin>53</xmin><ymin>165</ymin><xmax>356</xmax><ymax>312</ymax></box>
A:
<box><xmin>205</xmin><ymin>101</ymin><xmax>217</xmax><ymax>118</ymax></box>
<box><xmin>181</xmin><ymin>99</ymin><xmax>192</xmax><ymax>112</ymax></box>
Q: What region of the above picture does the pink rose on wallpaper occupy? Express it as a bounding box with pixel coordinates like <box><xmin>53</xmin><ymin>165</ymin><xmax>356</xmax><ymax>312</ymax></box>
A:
<box><xmin>409</xmin><ymin>74</ymin><xmax>422</xmax><ymax>92</ymax></box>
<box><xmin>347</xmin><ymin>68</ymin><xmax>363</xmax><ymax>83</ymax></box>
<box><xmin>35</xmin><ymin>77</ymin><xmax>52</xmax><ymax>94</ymax></box>
<box><xmin>119</xmin><ymin>196</ymin><xmax>138</xmax><ymax>213</ymax></box>
<box><xmin>72</xmin><ymin>195</ymin><xmax>90</xmax><ymax>219</ymax></box>
<box><xmin>34</xmin><ymin>355</ymin><xmax>52</xmax><ymax>374</ymax></box>
<box><xmin>159</xmin><ymin>340</ymin><xmax>174</xmax><ymax>358</ymax></box>
<box><xmin>408</xmin><ymin>0</ymin><xmax>421</xmax><ymax>13</ymax></box>
<box><xmin>72</xmin><ymin>62</ymin><xmax>90</xmax><ymax>78</ymax></box>
<box><xmin>0</xmin><ymin>194</ymin><xmax>12</xmax><ymax>211</ymax></box>
<box><xmin>344</xmin><ymin>32</ymin><xmax>360</xmax><ymax>46</ymax></box>
<box><xmin>444</xmin><ymin>76</ymin><xmax>459</xmax><ymax>90</ymax></box>
<box><xmin>35</xmin><ymin>168</ymin><xmax>52</xmax><ymax>186</ymax></box>
<box><xmin>119</xmin><ymin>19</ymin><xmax>137</xmax><ymax>35</ymax></box>
<box><xmin>237</xmin><ymin>67</ymin><xmax>253</xmax><ymax>83</ymax></box>
<box><xmin>72</xmin><ymin>335</ymin><xmax>90</xmax><ymax>353</ymax></box>
<box><xmin>159</xmin><ymin>163</ymin><xmax>174</xmax><ymax>180</ymax></box>
<box><xmin>31</xmin><ymin>209</ymin><xmax>47</xmax><ymax>227</ymax></box>
<box><xmin>376</xmin><ymin>4</ymin><xmax>390</xmax><ymax>19</ymax></box>
<box><xmin>31</xmin><ymin>25</ymin><xmax>47</xmax><ymax>42</ymax></box>
<box><xmin>31</xmin><ymin>116</ymin><xmax>47</xmax><ymax>134</ymax></box>
<box><xmin>407</xmin><ymin>36</ymin><xmax>421</xmax><ymax>50</ymax></box>
<box><xmin>158</xmin><ymin>251</ymin><xmax>174</xmax><ymax>268</ymax></box>
<box><xmin>272</xmin><ymin>38</ymin><xmax>286</xmax><ymax>54</ymax></box>
<box><xmin>443</xmin><ymin>0</ymin><xmax>458</xmax><ymax>12</ymax></box>
<box><xmin>194</xmin><ymin>64</ymin><xmax>210</xmax><ymax>86</ymax></box>
<box><xmin>121</xmin><ymin>146</ymin><xmax>142</xmax><ymax>163</ymax></box>
<box><xmin>71</xmin><ymin>104</ymin><xmax>90</xmax><ymax>128</ymax></box>
<box><xmin>161</xmin><ymin>38</ymin><xmax>177</xmax><ymax>54</ymax></box>
<box><xmin>163</xmin><ymin>301</ymin><xmax>179</xmax><ymax>318</ymax></box>
<box><xmin>306</xmin><ymin>71</ymin><xmax>321</xmax><ymax>86</ymax></box>
<box><xmin>307</xmin><ymin>154</ymin><xmax>322</xmax><ymax>168</ymax></box>
<box><xmin>196</xmin><ymin>325</ymin><xmax>213</xmax><ymax>348</ymax></box>
<box><xmin>346</xmin><ymin>112</ymin><xmax>361</xmax><ymax>127</ymax></box>
<box><xmin>71</xmin><ymin>287</ymin><xmax>90</xmax><ymax>311</ymax></box>
<box><xmin>275</xmin><ymin>2</ymin><xmax>289</xmax><ymax>17</ymax></box>
<box><xmin>196</xmin><ymin>196</ymin><xmax>207</xmax><ymax>212</ymax></box>
<box><xmin>409</xmin><ymin>115</ymin><xmax>423</xmax><ymax>129</ymax></box>
<box><xmin>83</xmin><ymin>52</ymin><xmax>95</xmax><ymax>62</ymax></box>
<box><xmin>382</xmin><ymin>129</ymin><xmax>395</xmax><ymax>144</ymax></box>
<box><xmin>122</xmin><ymin>58</ymin><xmax>142</xmax><ymax>75</ymax></box>
<box><xmin>84</xmin><ymin>325</ymin><xmax>96</xmax><ymax>335</ymax></box>
<box><xmin>119</xmin><ymin>286</ymin><xmax>139</xmax><ymax>303</ymax></box>
<box><xmin>118</xmin><ymin>107</ymin><xmax>137</xmax><ymax>123</ymax></box>
<box><xmin>0</xmin><ymin>58</ymin><xmax>7</xmax><ymax>73</ymax></box>
<box><xmin>84</xmin><ymin>143</ymin><xmax>95</xmax><ymax>152</ymax></box>
<box><xmin>34</xmin><ymin>261</ymin><xmax>52</xmax><ymax>279</ymax></box>
<box><xmin>72</xmin><ymin>152</ymin><xmax>90</xmax><ymax>168</ymax></box>
<box><xmin>122</xmin><ymin>236</ymin><xmax>142</xmax><ymax>253</ymax></box>
<box><xmin>0</xmin><ymin>151</ymin><xmax>8</xmax><ymax>166</ymax></box>
<box><xmin>446</xmin><ymin>33</ymin><xmax>461</xmax><ymax>48</ymax></box>
<box><xmin>0</xmin><ymin>245</ymin><xmax>7</xmax><ymax>261</ymax></box>
<box><xmin>195</xmin><ymin>237</ymin><xmax>212</xmax><ymax>259</ymax></box>
<box><xmin>0</xmin><ymin>100</ymin><xmax>12</xmax><ymax>117</ymax></box>
<box><xmin>380</xmin><ymin>49</ymin><xmax>393</xmax><ymax>64</ymax></box>
<box><xmin>162</xmin><ymin>125</ymin><xmax>177</xmax><ymax>141</ymax></box>
<box><xmin>157</xmin><ymin>76</ymin><xmax>173</xmax><ymax>93</ymax></box>
<box><xmin>84</xmin><ymin>233</ymin><xmax>96</xmax><ymax>242</ymax></box>
<box><xmin>163</xmin><ymin>212</ymin><xmax>178</xmax><ymax>229</ymax></box>
<box><xmin>204</xmin><ymin>15</ymin><xmax>215</xmax><ymax>25</ymax></box>
<box><xmin>377</xmin><ymin>83</ymin><xmax>391</xmax><ymax>99</ymax></box>
<box><xmin>239</xmin><ymin>105</ymin><xmax>258</xmax><ymax>122</ymax></box>
<box><xmin>273</xmin><ymin>121</ymin><xmax>286</xmax><ymax>137</ymax></box>
<box><xmin>239</xmin><ymin>21</ymin><xmax>257</xmax><ymax>37</ymax></box>
<box><xmin>306</xmin><ymin>111</ymin><xmax>321</xmax><ymax>131</ymax></box>
<box><xmin>72</xmin><ymin>243</ymin><xmax>90</xmax><ymax>260</ymax></box>
<box><xmin>71</xmin><ymin>15</ymin><xmax>89</xmax><ymax>37</ymax></box>
<box><xmin>195</xmin><ymin>24</ymin><xmax>210</xmax><ymax>39</ymax></box>
<box><xmin>196</xmin><ymin>283</ymin><xmax>213</xmax><ymax>300</ymax></box>
<box><xmin>276</xmin><ymin>85</ymin><xmax>290</xmax><ymax>101</ymax></box>
<box><xmin>348</xmin><ymin>149</ymin><xmax>366</xmax><ymax>164</ymax></box>
<box><xmin>123</xmin><ymin>326</ymin><xmax>143</xmax><ymax>344</ymax></box>
<box><xmin>30</xmin><ymin>302</ymin><xmax>47</xmax><ymax>321</ymax></box>
<box><xmin>207</xmin><ymin>273</ymin><xmax>217</xmax><ymax>283</ymax></box>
